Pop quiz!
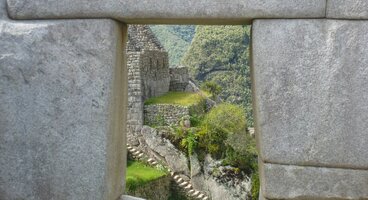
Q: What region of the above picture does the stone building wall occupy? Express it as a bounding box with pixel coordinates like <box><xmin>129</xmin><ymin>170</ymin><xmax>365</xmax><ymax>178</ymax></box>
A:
<box><xmin>127</xmin><ymin>25</ymin><xmax>171</xmax><ymax>144</ymax></box>
<box><xmin>140</xmin><ymin>50</ymin><xmax>170</xmax><ymax>99</ymax></box>
<box><xmin>126</xmin><ymin>175</ymin><xmax>171</xmax><ymax>200</ymax></box>
<box><xmin>127</xmin><ymin>52</ymin><xmax>144</xmax><ymax>145</ymax></box>
<box><xmin>169</xmin><ymin>66</ymin><xmax>189</xmax><ymax>92</ymax></box>
<box><xmin>144</xmin><ymin>104</ymin><xmax>189</xmax><ymax>126</ymax></box>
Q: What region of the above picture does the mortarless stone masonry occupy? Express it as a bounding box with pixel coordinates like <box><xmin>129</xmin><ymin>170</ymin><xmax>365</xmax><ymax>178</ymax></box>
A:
<box><xmin>126</xmin><ymin>25</ymin><xmax>170</xmax><ymax>145</ymax></box>
<box><xmin>169</xmin><ymin>66</ymin><xmax>190</xmax><ymax>92</ymax></box>
<box><xmin>2</xmin><ymin>0</ymin><xmax>368</xmax><ymax>199</ymax></box>
<box><xmin>0</xmin><ymin>16</ymin><xmax>127</xmax><ymax>200</ymax></box>
<box><xmin>126</xmin><ymin>25</ymin><xmax>192</xmax><ymax>145</ymax></box>
<box><xmin>144</xmin><ymin>104</ymin><xmax>190</xmax><ymax>126</ymax></box>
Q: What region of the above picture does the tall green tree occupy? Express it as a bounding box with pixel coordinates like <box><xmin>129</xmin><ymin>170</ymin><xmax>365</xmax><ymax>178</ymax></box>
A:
<box><xmin>182</xmin><ymin>25</ymin><xmax>253</xmax><ymax>125</ymax></box>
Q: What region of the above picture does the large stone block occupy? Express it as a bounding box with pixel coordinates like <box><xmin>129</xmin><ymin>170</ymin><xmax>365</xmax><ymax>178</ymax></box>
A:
<box><xmin>0</xmin><ymin>0</ymin><xmax>7</xmax><ymax>19</ymax></box>
<box><xmin>0</xmin><ymin>18</ymin><xmax>127</xmax><ymax>200</ymax></box>
<box><xmin>252</xmin><ymin>19</ymin><xmax>368</xmax><ymax>169</ymax></box>
<box><xmin>260</xmin><ymin>162</ymin><xmax>368</xmax><ymax>199</ymax></box>
<box><xmin>6</xmin><ymin>0</ymin><xmax>326</xmax><ymax>24</ymax></box>
<box><xmin>327</xmin><ymin>0</ymin><xmax>368</xmax><ymax>19</ymax></box>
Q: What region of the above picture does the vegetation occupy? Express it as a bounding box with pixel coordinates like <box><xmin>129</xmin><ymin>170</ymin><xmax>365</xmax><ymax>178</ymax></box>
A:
<box><xmin>251</xmin><ymin>171</ymin><xmax>260</xmax><ymax>200</ymax></box>
<box><xmin>148</xmin><ymin>25</ymin><xmax>259</xmax><ymax>197</ymax></box>
<box><xmin>144</xmin><ymin>91</ymin><xmax>207</xmax><ymax>106</ymax></box>
<box><xmin>170</xmin><ymin>103</ymin><xmax>257</xmax><ymax>174</ymax></box>
<box><xmin>150</xmin><ymin>25</ymin><xmax>195</xmax><ymax>66</ymax></box>
<box><xmin>126</xmin><ymin>160</ymin><xmax>168</xmax><ymax>192</ymax></box>
<box><xmin>182</xmin><ymin>25</ymin><xmax>253</xmax><ymax>126</ymax></box>
<box><xmin>201</xmin><ymin>81</ymin><xmax>222</xmax><ymax>99</ymax></box>
<box><xmin>197</xmin><ymin>103</ymin><xmax>247</xmax><ymax>158</ymax></box>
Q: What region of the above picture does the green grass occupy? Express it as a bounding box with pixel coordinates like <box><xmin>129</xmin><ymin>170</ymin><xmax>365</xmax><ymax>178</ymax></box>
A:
<box><xmin>126</xmin><ymin>160</ymin><xmax>167</xmax><ymax>191</ymax></box>
<box><xmin>144</xmin><ymin>91</ymin><xmax>208</xmax><ymax>106</ymax></box>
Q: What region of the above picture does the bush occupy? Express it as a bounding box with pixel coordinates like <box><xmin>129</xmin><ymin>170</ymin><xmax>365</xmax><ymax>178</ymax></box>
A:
<box><xmin>198</xmin><ymin>103</ymin><xmax>247</xmax><ymax>158</ymax></box>
<box><xmin>203</xmin><ymin>103</ymin><xmax>246</xmax><ymax>135</ymax></box>
<box><xmin>201</xmin><ymin>81</ymin><xmax>222</xmax><ymax>99</ymax></box>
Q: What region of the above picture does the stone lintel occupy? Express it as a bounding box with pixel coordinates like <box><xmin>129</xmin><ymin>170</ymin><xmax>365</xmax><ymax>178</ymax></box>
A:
<box><xmin>6</xmin><ymin>0</ymin><xmax>326</xmax><ymax>24</ymax></box>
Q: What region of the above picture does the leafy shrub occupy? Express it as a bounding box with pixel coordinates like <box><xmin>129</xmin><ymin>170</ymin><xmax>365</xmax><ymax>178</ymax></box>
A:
<box><xmin>203</xmin><ymin>103</ymin><xmax>246</xmax><ymax>135</ymax></box>
<box><xmin>198</xmin><ymin>103</ymin><xmax>247</xmax><ymax>158</ymax></box>
<box><xmin>201</xmin><ymin>81</ymin><xmax>222</xmax><ymax>99</ymax></box>
<box><xmin>180</xmin><ymin>129</ymin><xmax>198</xmax><ymax>156</ymax></box>
<box><xmin>189</xmin><ymin>114</ymin><xmax>203</xmax><ymax>127</ymax></box>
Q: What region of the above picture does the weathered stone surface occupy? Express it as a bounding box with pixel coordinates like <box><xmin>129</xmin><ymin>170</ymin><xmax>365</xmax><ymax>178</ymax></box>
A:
<box><xmin>190</xmin><ymin>155</ymin><xmax>252</xmax><ymax>200</ymax></box>
<box><xmin>327</xmin><ymin>0</ymin><xmax>368</xmax><ymax>19</ymax></box>
<box><xmin>6</xmin><ymin>0</ymin><xmax>326</xmax><ymax>24</ymax></box>
<box><xmin>139</xmin><ymin>126</ymin><xmax>190</xmax><ymax>176</ymax></box>
<box><xmin>144</xmin><ymin>104</ymin><xmax>189</xmax><ymax>126</ymax></box>
<box><xmin>190</xmin><ymin>153</ymin><xmax>206</xmax><ymax>191</ymax></box>
<box><xmin>126</xmin><ymin>25</ymin><xmax>170</xmax><ymax>145</ymax></box>
<box><xmin>169</xmin><ymin>66</ymin><xmax>189</xmax><ymax>92</ymax></box>
<box><xmin>252</xmin><ymin>19</ymin><xmax>368</xmax><ymax>169</ymax></box>
<box><xmin>258</xmin><ymin>187</ymin><xmax>268</xmax><ymax>200</ymax></box>
<box><xmin>0</xmin><ymin>0</ymin><xmax>7</xmax><ymax>19</ymax></box>
<box><xmin>0</xmin><ymin>19</ymin><xmax>127</xmax><ymax>200</ymax></box>
<box><xmin>260</xmin><ymin>162</ymin><xmax>368</xmax><ymax>199</ymax></box>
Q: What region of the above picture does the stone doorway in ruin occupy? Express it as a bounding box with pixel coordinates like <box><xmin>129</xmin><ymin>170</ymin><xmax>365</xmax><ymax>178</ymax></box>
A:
<box><xmin>2</xmin><ymin>1</ymin><xmax>368</xmax><ymax>200</ymax></box>
<box><xmin>125</xmin><ymin>24</ymin><xmax>252</xmax><ymax>200</ymax></box>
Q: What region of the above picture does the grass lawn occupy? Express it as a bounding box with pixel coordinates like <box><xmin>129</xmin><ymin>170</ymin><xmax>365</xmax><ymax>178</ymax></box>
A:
<box><xmin>126</xmin><ymin>160</ymin><xmax>167</xmax><ymax>191</ymax></box>
<box><xmin>144</xmin><ymin>91</ymin><xmax>209</xmax><ymax>106</ymax></box>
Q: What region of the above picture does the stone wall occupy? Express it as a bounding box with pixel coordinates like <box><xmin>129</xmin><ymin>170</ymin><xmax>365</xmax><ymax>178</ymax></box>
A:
<box><xmin>140</xmin><ymin>50</ymin><xmax>170</xmax><ymax>99</ymax></box>
<box><xmin>253</xmin><ymin>19</ymin><xmax>368</xmax><ymax>200</ymax></box>
<box><xmin>127</xmin><ymin>52</ymin><xmax>144</xmax><ymax>145</ymax></box>
<box><xmin>0</xmin><ymin>13</ymin><xmax>127</xmax><ymax>200</ymax></box>
<box><xmin>170</xmin><ymin>66</ymin><xmax>190</xmax><ymax>92</ymax></box>
<box><xmin>4</xmin><ymin>1</ymin><xmax>368</xmax><ymax>199</ymax></box>
<box><xmin>144</xmin><ymin>104</ymin><xmax>189</xmax><ymax>126</ymax></box>
<box><xmin>127</xmin><ymin>25</ymin><xmax>170</xmax><ymax>144</ymax></box>
<box><xmin>126</xmin><ymin>175</ymin><xmax>171</xmax><ymax>200</ymax></box>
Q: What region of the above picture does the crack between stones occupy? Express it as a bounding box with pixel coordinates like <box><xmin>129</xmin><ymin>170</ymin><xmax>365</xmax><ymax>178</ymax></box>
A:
<box><xmin>262</xmin><ymin>161</ymin><xmax>368</xmax><ymax>171</ymax></box>
<box><xmin>325</xmin><ymin>0</ymin><xmax>329</xmax><ymax>18</ymax></box>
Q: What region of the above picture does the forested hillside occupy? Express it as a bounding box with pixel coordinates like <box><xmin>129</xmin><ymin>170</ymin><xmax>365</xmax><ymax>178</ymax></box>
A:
<box><xmin>151</xmin><ymin>25</ymin><xmax>253</xmax><ymax>124</ymax></box>
<box><xmin>182</xmin><ymin>26</ymin><xmax>253</xmax><ymax>125</ymax></box>
<box><xmin>150</xmin><ymin>25</ymin><xmax>195</xmax><ymax>66</ymax></box>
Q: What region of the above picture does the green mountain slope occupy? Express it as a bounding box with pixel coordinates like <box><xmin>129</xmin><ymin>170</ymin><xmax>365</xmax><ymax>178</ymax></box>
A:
<box><xmin>150</xmin><ymin>25</ymin><xmax>195</xmax><ymax>66</ymax></box>
<box><xmin>182</xmin><ymin>25</ymin><xmax>253</xmax><ymax>125</ymax></box>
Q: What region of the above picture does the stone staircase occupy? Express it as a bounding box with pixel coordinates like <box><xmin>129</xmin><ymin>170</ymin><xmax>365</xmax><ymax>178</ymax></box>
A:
<box><xmin>127</xmin><ymin>143</ymin><xmax>210</xmax><ymax>200</ymax></box>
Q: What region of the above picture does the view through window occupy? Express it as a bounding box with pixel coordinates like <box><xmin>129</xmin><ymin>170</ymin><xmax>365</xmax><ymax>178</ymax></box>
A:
<box><xmin>125</xmin><ymin>24</ymin><xmax>258</xmax><ymax>200</ymax></box>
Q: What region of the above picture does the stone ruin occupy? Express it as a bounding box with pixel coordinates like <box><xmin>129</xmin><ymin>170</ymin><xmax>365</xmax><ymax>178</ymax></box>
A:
<box><xmin>126</xmin><ymin>25</ymin><xmax>190</xmax><ymax>145</ymax></box>
<box><xmin>1</xmin><ymin>0</ymin><xmax>368</xmax><ymax>199</ymax></box>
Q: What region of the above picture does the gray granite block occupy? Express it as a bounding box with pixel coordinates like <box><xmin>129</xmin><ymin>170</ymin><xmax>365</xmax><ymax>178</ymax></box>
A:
<box><xmin>252</xmin><ymin>19</ymin><xmax>368</xmax><ymax>169</ymax></box>
<box><xmin>6</xmin><ymin>0</ymin><xmax>326</xmax><ymax>24</ymax></box>
<box><xmin>260</xmin><ymin>162</ymin><xmax>368</xmax><ymax>200</ymax></box>
<box><xmin>0</xmin><ymin>18</ymin><xmax>127</xmax><ymax>200</ymax></box>
<box><xmin>327</xmin><ymin>0</ymin><xmax>368</xmax><ymax>19</ymax></box>
<box><xmin>0</xmin><ymin>0</ymin><xmax>7</xmax><ymax>19</ymax></box>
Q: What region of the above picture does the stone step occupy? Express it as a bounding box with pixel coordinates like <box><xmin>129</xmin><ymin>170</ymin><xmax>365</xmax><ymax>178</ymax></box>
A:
<box><xmin>179</xmin><ymin>181</ymin><xmax>188</xmax><ymax>187</ymax></box>
<box><xmin>184</xmin><ymin>184</ymin><xmax>192</xmax><ymax>190</ymax></box>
